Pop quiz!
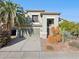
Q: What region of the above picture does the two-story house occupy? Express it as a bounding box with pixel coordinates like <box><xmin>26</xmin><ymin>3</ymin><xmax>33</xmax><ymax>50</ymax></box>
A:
<box><xmin>24</xmin><ymin>10</ymin><xmax>60</xmax><ymax>39</ymax></box>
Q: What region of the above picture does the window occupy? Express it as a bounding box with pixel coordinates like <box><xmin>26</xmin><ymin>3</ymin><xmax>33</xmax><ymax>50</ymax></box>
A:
<box><xmin>32</xmin><ymin>15</ymin><xmax>38</xmax><ymax>22</ymax></box>
<box><xmin>47</xmin><ymin>18</ymin><xmax>54</xmax><ymax>26</ymax></box>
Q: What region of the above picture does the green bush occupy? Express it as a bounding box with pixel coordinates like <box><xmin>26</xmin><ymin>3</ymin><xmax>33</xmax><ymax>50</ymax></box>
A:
<box><xmin>0</xmin><ymin>31</ymin><xmax>11</xmax><ymax>48</ymax></box>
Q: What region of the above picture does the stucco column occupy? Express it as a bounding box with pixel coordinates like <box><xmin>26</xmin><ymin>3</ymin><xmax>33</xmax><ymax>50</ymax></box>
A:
<box><xmin>54</xmin><ymin>17</ymin><xmax>59</xmax><ymax>27</ymax></box>
<box><xmin>41</xmin><ymin>16</ymin><xmax>47</xmax><ymax>39</ymax></box>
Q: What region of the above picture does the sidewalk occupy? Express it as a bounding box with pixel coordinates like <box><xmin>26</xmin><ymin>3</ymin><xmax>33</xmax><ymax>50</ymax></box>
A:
<box><xmin>0</xmin><ymin>51</ymin><xmax>79</xmax><ymax>59</ymax></box>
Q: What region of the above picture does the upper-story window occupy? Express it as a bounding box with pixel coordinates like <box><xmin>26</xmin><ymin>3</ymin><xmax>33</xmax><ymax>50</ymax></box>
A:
<box><xmin>32</xmin><ymin>15</ymin><xmax>38</xmax><ymax>22</ymax></box>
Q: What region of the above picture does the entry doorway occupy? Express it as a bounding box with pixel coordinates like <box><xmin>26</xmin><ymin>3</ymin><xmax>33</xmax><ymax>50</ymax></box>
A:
<box><xmin>47</xmin><ymin>18</ymin><xmax>54</xmax><ymax>37</ymax></box>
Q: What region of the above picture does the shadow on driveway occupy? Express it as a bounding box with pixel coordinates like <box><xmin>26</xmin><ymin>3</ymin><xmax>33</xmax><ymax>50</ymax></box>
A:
<box><xmin>5</xmin><ymin>37</ymin><xmax>26</xmax><ymax>47</ymax></box>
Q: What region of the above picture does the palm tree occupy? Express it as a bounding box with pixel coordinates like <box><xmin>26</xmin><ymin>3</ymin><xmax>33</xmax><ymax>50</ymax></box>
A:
<box><xmin>0</xmin><ymin>0</ymin><xmax>33</xmax><ymax>47</ymax></box>
<box><xmin>0</xmin><ymin>1</ymin><xmax>33</xmax><ymax>39</ymax></box>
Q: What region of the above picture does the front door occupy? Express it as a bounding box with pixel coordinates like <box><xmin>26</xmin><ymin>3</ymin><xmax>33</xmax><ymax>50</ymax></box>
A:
<box><xmin>47</xmin><ymin>18</ymin><xmax>54</xmax><ymax>37</ymax></box>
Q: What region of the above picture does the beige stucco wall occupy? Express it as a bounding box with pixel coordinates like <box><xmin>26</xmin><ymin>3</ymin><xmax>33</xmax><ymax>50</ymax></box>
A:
<box><xmin>25</xmin><ymin>12</ymin><xmax>42</xmax><ymax>39</ymax></box>
<box><xmin>40</xmin><ymin>15</ymin><xmax>60</xmax><ymax>39</ymax></box>
<box><xmin>25</xmin><ymin>12</ymin><xmax>42</xmax><ymax>25</ymax></box>
<box><xmin>25</xmin><ymin>11</ymin><xmax>60</xmax><ymax>39</ymax></box>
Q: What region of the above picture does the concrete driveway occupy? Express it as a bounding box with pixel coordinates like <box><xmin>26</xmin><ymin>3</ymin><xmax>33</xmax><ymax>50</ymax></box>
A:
<box><xmin>0</xmin><ymin>28</ymin><xmax>41</xmax><ymax>51</ymax></box>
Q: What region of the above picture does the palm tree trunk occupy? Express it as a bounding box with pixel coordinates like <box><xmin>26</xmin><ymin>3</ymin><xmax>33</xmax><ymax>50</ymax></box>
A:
<box><xmin>11</xmin><ymin>13</ymin><xmax>15</xmax><ymax>28</ymax></box>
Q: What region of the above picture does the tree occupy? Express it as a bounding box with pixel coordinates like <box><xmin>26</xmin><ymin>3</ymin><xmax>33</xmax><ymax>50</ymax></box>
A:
<box><xmin>0</xmin><ymin>0</ymin><xmax>33</xmax><ymax>47</ymax></box>
<box><xmin>59</xmin><ymin>19</ymin><xmax>79</xmax><ymax>42</ymax></box>
<box><xmin>0</xmin><ymin>0</ymin><xmax>33</xmax><ymax>38</ymax></box>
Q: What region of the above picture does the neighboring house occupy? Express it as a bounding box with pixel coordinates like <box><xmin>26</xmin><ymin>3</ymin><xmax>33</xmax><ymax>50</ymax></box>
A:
<box><xmin>24</xmin><ymin>10</ymin><xmax>60</xmax><ymax>39</ymax></box>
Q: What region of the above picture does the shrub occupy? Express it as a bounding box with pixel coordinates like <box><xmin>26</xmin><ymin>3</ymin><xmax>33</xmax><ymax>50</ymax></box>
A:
<box><xmin>0</xmin><ymin>31</ymin><xmax>11</xmax><ymax>48</ymax></box>
<box><xmin>47</xmin><ymin>26</ymin><xmax>62</xmax><ymax>44</ymax></box>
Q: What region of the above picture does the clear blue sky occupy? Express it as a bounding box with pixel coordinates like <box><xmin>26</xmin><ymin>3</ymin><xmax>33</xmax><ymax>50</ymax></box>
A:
<box><xmin>12</xmin><ymin>0</ymin><xmax>79</xmax><ymax>23</ymax></box>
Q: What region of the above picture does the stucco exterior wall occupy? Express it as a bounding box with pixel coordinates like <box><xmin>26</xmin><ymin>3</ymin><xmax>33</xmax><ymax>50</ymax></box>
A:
<box><xmin>26</xmin><ymin>12</ymin><xmax>42</xmax><ymax>25</ymax></box>
<box><xmin>25</xmin><ymin>12</ymin><xmax>43</xmax><ymax>39</ymax></box>
<box><xmin>40</xmin><ymin>15</ymin><xmax>60</xmax><ymax>39</ymax></box>
<box><xmin>24</xmin><ymin>11</ymin><xmax>60</xmax><ymax>39</ymax></box>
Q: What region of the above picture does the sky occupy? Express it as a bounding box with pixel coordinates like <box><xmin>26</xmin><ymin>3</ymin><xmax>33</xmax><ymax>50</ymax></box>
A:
<box><xmin>12</xmin><ymin>0</ymin><xmax>79</xmax><ymax>23</ymax></box>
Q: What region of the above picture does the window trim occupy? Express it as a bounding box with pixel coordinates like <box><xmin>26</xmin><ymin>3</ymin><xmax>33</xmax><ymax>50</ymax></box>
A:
<box><xmin>32</xmin><ymin>15</ymin><xmax>39</xmax><ymax>22</ymax></box>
